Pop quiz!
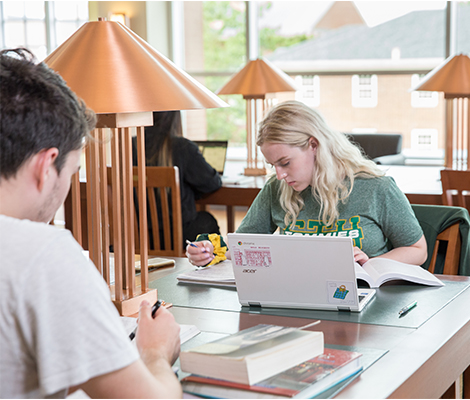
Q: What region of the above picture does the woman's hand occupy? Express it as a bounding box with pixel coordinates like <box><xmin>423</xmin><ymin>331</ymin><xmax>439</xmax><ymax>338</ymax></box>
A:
<box><xmin>353</xmin><ymin>246</ymin><xmax>369</xmax><ymax>266</ymax></box>
<box><xmin>185</xmin><ymin>240</ymin><xmax>215</xmax><ymax>266</ymax></box>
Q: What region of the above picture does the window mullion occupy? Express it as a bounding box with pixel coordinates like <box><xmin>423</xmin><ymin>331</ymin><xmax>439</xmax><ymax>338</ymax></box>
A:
<box><xmin>45</xmin><ymin>1</ymin><xmax>55</xmax><ymax>54</ymax></box>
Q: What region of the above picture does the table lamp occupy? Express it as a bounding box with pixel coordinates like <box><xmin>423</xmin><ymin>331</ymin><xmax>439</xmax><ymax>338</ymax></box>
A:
<box><xmin>217</xmin><ymin>58</ymin><xmax>298</xmax><ymax>176</ymax></box>
<box><xmin>44</xmin><ymin>19</ymin><xmax>227</xmax><ymax>315</ymax></box>
<box><xmin>411</xmin><ymin>53</ymin><xmax>470</xmax><ymax>170</ymax></box>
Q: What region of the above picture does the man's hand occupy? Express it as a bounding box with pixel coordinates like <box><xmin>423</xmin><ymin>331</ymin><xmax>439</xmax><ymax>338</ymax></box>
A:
<box><xmin>136</xmin><ymin>301</ymin><xmax>180</xmax><ymax>366</ymax></box>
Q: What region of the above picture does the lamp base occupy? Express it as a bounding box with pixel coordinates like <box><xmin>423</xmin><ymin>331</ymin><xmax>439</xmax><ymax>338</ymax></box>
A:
<box><xmin>112</xmin><ymin>288</ymin><xmax>157</xmax><ymax>316</ymax></box>
<box><xmin>244</xmin><ymin>167</ymin><xmax>267</xmax><ymax>176</ymax></box>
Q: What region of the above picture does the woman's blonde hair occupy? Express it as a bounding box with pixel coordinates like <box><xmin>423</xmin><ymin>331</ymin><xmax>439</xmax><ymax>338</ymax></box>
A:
<box><xmin>257</xmin><ymin>101</ymin><xmax>384</xmax><ymax>228</ymax></box>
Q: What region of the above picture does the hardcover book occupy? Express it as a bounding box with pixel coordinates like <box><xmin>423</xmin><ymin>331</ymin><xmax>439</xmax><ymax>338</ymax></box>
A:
<box><xmin>182</xmin><ymin>347</ymin><xmax>362</xmax><ymax>399</ymax></box>
<box><xmin>180</xmin><ymin>324</ymin><xmax>324</xmax><ymax>385</ymax></box>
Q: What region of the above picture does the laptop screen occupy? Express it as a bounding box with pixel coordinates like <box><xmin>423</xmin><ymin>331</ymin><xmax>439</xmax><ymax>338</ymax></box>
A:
<box><xmin>194</xmin><ymin>140</ymin><xmax>228</xmax><ymax>175</ymax></box>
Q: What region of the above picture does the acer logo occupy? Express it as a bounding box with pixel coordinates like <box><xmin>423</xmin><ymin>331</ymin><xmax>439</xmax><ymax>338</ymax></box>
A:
<box><xmin>242</xmin><ymin>269</ymin><xmax>257</xmax><ymax>273</ymax></box>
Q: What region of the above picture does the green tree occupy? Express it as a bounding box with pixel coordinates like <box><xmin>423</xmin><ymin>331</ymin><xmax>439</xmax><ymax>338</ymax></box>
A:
<box><xmin>203</xmin><ymin>2</ymin><xmax>246</xmax><ymax>71</ymax></box>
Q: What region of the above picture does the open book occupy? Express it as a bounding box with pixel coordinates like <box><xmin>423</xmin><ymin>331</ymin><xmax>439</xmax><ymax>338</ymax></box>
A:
<box><xmin>355</xmin><ymin>258</ymin><xmax>444</xmax><ymax>288</ymax></box>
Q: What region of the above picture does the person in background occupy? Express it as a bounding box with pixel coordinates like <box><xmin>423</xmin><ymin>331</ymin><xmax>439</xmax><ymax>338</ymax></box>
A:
<box><xmin>0</xmin><ymin>48</ymin><xmax>182</xmax><ymax>399</ymax></box>
<box><xmin>186</xmin><ymin>100</ymin><xmax>427</xmax><ymax>268</ymax></box>
<box><xmin>132</xmin><ymin>111</ymin><xmax>222</xmax><ymax>247</ymax></box>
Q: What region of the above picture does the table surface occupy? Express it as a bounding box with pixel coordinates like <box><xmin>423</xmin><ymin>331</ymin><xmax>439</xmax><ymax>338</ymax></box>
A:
<box><xmin>146</xmin><ymin>258</ymin><xmax>470</xmax><ymax>399</ymax></box>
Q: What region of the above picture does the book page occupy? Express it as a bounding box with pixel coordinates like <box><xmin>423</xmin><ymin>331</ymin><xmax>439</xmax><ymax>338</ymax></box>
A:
<box><xmin>362</xmin><ymin>258</ymin><xmax>444</xmax><ymax>287</ymax></box>
<box><xmin>354</xmin><ymin>263</ymin><xmax>374</xmax><ymax>287</ymax></box>
<box><xmin>189</xmin><ymin>324</ymin><xmax>300</xmax><ymax>355</ymax></box>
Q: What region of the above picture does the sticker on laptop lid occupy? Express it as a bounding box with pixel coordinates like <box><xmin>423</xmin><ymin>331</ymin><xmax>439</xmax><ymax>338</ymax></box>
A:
<box><xmin>232</xmin><ymin>244</ymin><xmax>272</xmax><ymax>268</ymax></box>
<box><xmin>327</xmin><ymin>281</ymin><xmax>356</xmax><ymax>305</ymax></box>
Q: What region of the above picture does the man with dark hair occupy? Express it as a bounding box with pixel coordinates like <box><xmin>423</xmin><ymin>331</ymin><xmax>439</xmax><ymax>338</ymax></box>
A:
<box><xmin>0</xmin><ymin>48</ymin><xmax>182</xmax><ymax>398</ymax></box>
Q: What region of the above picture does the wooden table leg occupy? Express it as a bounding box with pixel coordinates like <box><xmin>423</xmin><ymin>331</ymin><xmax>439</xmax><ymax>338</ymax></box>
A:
<box><xmin>227</xmin><ymin>205</ymin><xmax>235</xmax><ymax>233</ymax></box>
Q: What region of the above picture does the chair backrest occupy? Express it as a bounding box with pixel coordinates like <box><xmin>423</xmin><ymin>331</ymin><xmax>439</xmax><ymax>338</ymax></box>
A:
<box><xmin>134</xmin><ymin>166</ymin><xmax>184</xmax><ymax>257</ymax></box>
<box><xmin>108</xmin><ymin>166</ymin><xmax>184</xmax><ymax>257</ymax></box>
<box><xmin>428</xmin><ymin>223</ymin><xmax>461</xmax><ymax>275</ymax></box>
<box><xmin>440</xmin><ymin>169</ymin><xmax>470</xmax><ymax>209</ymax></box>
<box><xmin>411</xmin><ymin>204</ymin><xmax>469</xmax><ymax>276</ymax></box>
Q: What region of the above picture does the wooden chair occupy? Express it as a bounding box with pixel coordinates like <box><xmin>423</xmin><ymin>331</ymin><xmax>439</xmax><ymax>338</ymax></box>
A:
<box><xmin>108</xmin><ymin>166</ymin><xmax>184</xmax><ymax>257</ymax></box>
<box><xmin>440</xmin><ymin>169</ymin><xmax>470</xmax><ymax>209</ymax></box>
<box><xmin>134</xmin><ymin>166</ymin><xmax>184</xmax><ymax>257</ymax></box>
<box><xmin>410</xmin><ymin>204</ymin><xmax>469</xmax><ymax>276</ymax></box>
<box><xmin>427</xmin><ymin>222</ymin><xmax>461</xmax><ymax>276</ymax></box>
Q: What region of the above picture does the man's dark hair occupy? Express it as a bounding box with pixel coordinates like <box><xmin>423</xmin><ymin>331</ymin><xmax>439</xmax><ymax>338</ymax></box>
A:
<box><xmin>0</xmin><ymin>48</ymin><xmax>96</xmax><ymax>179</ymax></box>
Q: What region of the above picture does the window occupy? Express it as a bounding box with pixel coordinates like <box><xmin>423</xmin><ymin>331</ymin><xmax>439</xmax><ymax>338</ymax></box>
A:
<box><xmin>411</xmin><ymin>129</ymin><xmax>439</xmax><ymax>152</ymax></box>
<box><xmin>0</xmin><ymin>2</ymin><xmax>88</xmax><ymax>60</ymax></box>
<box><xmin>295</xmin><ymin>75</ymin><xmax>320</xmax><ymax>107</ymax></box>
<box><xmin>179</xmin><ymin>1</ymin><xmax>461</xmax><ymax>165</ymax></box>
<box><xmin>183</xmin><ymin>1</ymin><xmax>247</xmax><ymax>145</ymax></box>
<box><xmin>352</xmin><ymin>74</ymin><xmax>378</xmax><ymax>108</ymax></box>
<box><xmin>411</xmin><ymin>74</ymin><xmax>438</xmax><ymax>108</ymax></box>
<box><xmin>1</xmin><ymin>1</ymin><xmax>47</xmax><ymax>59</ymax></box>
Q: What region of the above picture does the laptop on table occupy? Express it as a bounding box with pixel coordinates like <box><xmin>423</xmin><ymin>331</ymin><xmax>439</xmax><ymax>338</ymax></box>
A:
<box><xmin>226</xmin><ymin>233</ymin><xmax>375</xmax><ymax>312</ymax></box>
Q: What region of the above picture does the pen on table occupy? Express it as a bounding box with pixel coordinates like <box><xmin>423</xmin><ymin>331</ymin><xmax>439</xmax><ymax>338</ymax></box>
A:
<box><xmin>129</xmin><ymin>299</ymin><xmax>163</xmax><ymax>341</ymax></box>
<box><xmin>398</xmin><ymin>301</ymin><xmax>417</xmax><ymax>317</ymax></box>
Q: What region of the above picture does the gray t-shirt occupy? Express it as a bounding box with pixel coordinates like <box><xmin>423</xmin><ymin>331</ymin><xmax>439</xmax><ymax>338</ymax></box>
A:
<box><xmin>0</xmin><ymin>216</ymin><xmax>139</xmax><ymax>398</ymax></box>
<box><xmin>237</xmin><ymin>176</ymin><xmax>423</xmax><ymax>257</ymax></box>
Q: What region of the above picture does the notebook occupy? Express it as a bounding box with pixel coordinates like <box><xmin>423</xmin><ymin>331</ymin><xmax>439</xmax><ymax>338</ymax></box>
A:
<box><xmin>226</xmin><ymin>233</ymin><xmax>375</xmax><ymax>312</ymax></box>
<box><xmin>194</xmin><ymin>140</ymin><xmax>228</xmax><ymax>175</ymax></box>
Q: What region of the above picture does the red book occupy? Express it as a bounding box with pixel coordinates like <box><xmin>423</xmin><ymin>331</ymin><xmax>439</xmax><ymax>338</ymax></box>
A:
<box><xmin>182</xmin><ymin>348</ymin><xmax>362</xmax><ymax>399</ymax></box>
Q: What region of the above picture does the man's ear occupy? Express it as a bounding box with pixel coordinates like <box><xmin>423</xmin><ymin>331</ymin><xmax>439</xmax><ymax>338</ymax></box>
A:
<box><xmin>33</xmin><ymin>148</ymin><xmax>59</xmax><ymax>192</ymax></box>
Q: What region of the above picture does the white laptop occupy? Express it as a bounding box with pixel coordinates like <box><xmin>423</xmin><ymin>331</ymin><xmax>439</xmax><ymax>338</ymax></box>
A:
<box><xmin>227</xmin><ymin>233</ymin><xmax>376</xmax><ymax>312</ymax></box>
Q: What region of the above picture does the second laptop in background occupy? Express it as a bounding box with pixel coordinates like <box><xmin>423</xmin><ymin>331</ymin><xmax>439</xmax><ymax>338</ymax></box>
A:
<box><xmin>194</xmin><ymin>140</ymin><xmax>228</xmax><ymax>176</ymax></box>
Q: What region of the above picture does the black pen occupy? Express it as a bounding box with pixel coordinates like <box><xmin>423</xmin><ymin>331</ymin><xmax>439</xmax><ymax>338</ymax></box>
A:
<box><xmin>398</xmin><ymin>301</ymin><xmax>417</xmax><ymax>317</ymax></box>
<box><xmin>129</xmin><ymin>299</ymin><xmax>163</xmax><ymax>341</ymax></box>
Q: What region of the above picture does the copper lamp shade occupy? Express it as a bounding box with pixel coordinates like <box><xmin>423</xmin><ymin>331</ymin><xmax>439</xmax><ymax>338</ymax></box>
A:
<box><xmin>412</xmin><ymin>54</ymin><xmax>470</xmax><ymax>98</ymax></box>
<box><xmin>217</xmin><ymin>58</ymin><xmax>298</xmax><ymax>97</ymax></box>
<box><xmin>217</xmin><ymin>58</ymin><xmax>297</xmax><ymax>176</ymax></box>
<box><xmin>412</xmin><ymin>53</ymin><xmax>470</xmax><ymax>170</ymax></box>
<box><xmin>44</xmin><ymin>20</ymin><xmax>228</xmax><ymax>113</ymax></box>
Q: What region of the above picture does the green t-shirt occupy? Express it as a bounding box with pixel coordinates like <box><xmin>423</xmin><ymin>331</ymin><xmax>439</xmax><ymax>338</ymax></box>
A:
<box><xmin>236</xmin><ymin>175</ymin><xmax>423</xmax><ymax>258</ymax></box>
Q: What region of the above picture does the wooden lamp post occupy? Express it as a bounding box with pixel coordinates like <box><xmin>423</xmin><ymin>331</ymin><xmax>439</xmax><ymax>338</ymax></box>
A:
<box><xmin>412</xmin><ymin>54</ymin><xmax>470</xmax><ymax>170</ymax></box>
<box><xmin>44</xmin><ymin>20</ymin><xmax>227</xmax><ymax>315</ymax></box>
<box><xmin>217</xmin><ymin>59</ymin><xmax>297</xmax><ymax>176</ymax></box>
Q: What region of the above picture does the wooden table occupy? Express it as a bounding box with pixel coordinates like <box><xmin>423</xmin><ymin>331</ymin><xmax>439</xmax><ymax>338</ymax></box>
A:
<box><xmin>196</xmin><ymin>176</ymin><xmax>266</xmax><ymax>233</ymax></box>
<box><xmin>150</xmin><ymin>258</ymin><xmax>470</xmax><ymax>399</ymax></box>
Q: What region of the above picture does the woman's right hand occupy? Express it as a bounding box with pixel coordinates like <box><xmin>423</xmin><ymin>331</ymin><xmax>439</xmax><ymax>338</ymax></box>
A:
<box><xmin>185</xmin><ymin>240</ymin><xmax>215</xmax><ymax>266</ymax></box>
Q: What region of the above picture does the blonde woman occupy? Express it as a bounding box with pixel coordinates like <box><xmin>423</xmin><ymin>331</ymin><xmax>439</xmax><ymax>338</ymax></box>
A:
<box><xmin>187</xmin><ymin>101</ymin><xmax>427</xmax><ymax>267</ymax></box>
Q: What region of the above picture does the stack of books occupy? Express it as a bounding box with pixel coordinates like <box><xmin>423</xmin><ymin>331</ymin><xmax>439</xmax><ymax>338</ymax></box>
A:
<box><xmin>182</xmin><ymin>348</ymin><xmax>362</xmax><ymax>399</ymax></box>
<box><xmin>179</xmin><ymin>324</ymin><xmax>363</xmax><ymax>398</ymax></box>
